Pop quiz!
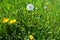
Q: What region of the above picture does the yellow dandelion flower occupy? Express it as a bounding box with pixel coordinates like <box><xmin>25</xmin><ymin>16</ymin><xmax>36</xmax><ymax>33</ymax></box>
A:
<box><xmin>29</xmin><ymin>35</ymin><xmax>34</xmax><ymax>40</ymax></box>
<box><xmin>3</xmin><ymin>18</ymin><xmax>9</xmax><ymax>23</ymax></box>
<box><xmin>9</xmin><ymin>19</ymin><xmax>16</xmax><ymax>24</ymax></box>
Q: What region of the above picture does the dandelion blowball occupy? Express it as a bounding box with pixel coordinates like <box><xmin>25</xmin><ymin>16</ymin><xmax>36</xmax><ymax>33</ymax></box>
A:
<box><xmin>44</xmin><ymin>6</ymin><xmax>47</xmax><ymax>9</ymax></box>
<box><xmin>26</xmin><ymin>4</ymin><xmax>34</xmax><ymax>11</ymax></box>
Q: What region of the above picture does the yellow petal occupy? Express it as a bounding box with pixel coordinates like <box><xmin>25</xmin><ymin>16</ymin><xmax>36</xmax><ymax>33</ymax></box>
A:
<box><xmin>29</xmin><ymin>35</ymin><xmax>34</xmax><ymax>40</ymax></box>
<box><xmin>3</xmin><ymin>18</ymin><xmax>9</xmax><ymax>23</ymax></box>
<box><xmin>9</xmin><ymin>19</ymin><xmax>16</xmax><ymax>24</ymax></box>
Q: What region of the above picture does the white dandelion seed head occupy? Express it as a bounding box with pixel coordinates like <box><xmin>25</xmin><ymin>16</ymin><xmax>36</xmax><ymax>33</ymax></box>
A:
<box><xmin>26</xmin><ymin>4</ymin><xmax>34</xmax><ymax>11</ymax></box>
<box><xmin>44</xmin><ymin>6</ymin><xmax>47</xmax><ymax>9</ymax></box>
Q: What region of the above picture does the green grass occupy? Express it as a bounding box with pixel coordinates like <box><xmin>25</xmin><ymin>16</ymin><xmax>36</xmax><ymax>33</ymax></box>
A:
<box><xmin>0</xmin><ymin>0</ymin><xmax>60</xmax><ymax>40</ymax></box>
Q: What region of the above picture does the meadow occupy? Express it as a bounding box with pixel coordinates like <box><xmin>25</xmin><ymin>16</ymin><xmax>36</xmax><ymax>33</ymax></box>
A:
<box><xmin>0</xmin><ymin>0</ymin><xmax>60</xmax><ymax>40</ymax></box>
